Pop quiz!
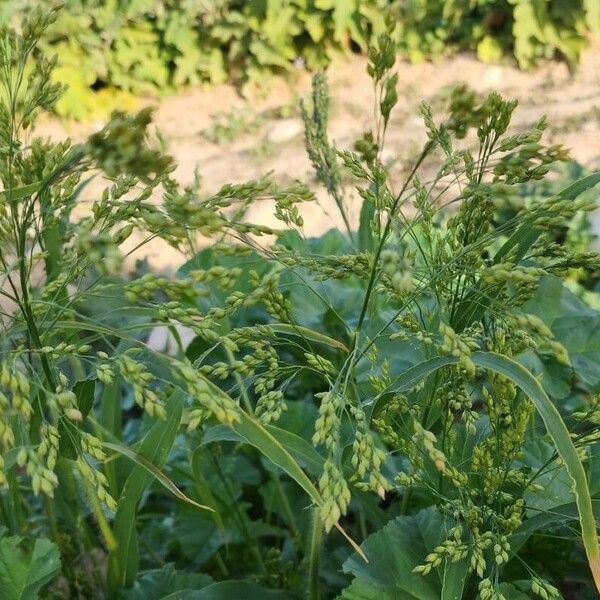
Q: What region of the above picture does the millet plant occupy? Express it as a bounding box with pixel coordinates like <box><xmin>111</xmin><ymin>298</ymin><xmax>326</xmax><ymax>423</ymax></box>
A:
<box><xmin>167</xmin><ymin>35</ymin><xmax>600</xmax><ymax>599</ymax></box>
<box><xmin>1</xmin><ymin>7</ymin><xmax>600</xmax><ymax>600</ymax></box>
<box><xmin>0</xmin><ymin>8</ymin><xmax>314</xmax><ymax>597</ymax></box>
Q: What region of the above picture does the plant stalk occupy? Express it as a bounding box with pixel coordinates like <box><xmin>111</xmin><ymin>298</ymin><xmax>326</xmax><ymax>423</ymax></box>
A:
<box><xmin>307</xmin><ymin>507</ymin><xmax>322</xmax><ymax>600</ymax></box>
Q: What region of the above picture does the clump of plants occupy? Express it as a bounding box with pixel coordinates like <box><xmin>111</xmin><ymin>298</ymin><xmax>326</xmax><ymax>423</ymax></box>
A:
<box><xmin>1</xmin><ymin>8</ymin><xmax>600</xmax><ymax>600</ymax></box>
<box><xmin>0</xmin><ymin>8</ymin><xmax>311</xmax><ymax>598</ymax></box>
<box><xmin>1</xmin><ymin>1</ymin><xmax>599</xmax><ymax>119</ymax></box>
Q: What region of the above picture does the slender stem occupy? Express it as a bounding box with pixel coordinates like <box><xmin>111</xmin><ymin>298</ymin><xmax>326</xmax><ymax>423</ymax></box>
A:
<box><xmin>307</xmin><ymin>508</ymin><xmax>322</xmax><ymax>600</ymax></box>
<box><xmin>224</xmin><ymin>346</ymin><xmax>254</xmax><ymax>415</ymax></box>
<box><xmin>399</xmin><ymin>488</ymin><xmax>412</xmax><ymax>516</ymax></box>
<box><xmin>81</xmin><ymin>475</ymin><xmax>118</xmax><ymax>552</ymax></box>
<box><xmin>43</xmin><ymin>496</ymin><xmax>60</xmax><ymax>542</ymax></box>
<box><xmin>353</xmin><ymin>141</ymin><xmax>434</xmax><ymax>343</ymax></box>
<box><xmin>273</xmin><ymin>474</ymin><xmax>301</xmax><ymax>545</ymax></box>
<box><xmin>358</xmin><ymin>509</ymin><xmax>368</xmax><ymax>540</ymax></box>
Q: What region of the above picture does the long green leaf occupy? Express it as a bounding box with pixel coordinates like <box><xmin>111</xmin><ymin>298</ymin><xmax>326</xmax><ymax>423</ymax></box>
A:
<box><xmin>230</xmin><ymin>411</ymin><xmax>366</xmax><ymax>560</ymax></box>
<box><xmin>203</xmin><ymin>423</ymin><xmax>324</xmax><ymax>476</ymax></box>
<box><xmin>369</xmin><ymin>356</ymin><xmax>455</xmax><ymax>420</ymax></box>
<box><xmin>510</xmin><ymin>500</ymin><xmax>600</xmax><ymax>555</ymax></box>
<box><xmin>102</xmin><ymin>441</ymin><xmax>213</xmax><ymax>512</ymax></box>
<box><xmin>0</xmin><ymin>181</ymin><xmax>41</xmax><ymax>202</ymax></box>
<box><xmin>495</xmin><ymin>171</ymin><xmax>600</xmax><ymax>265</ymax></box>
<box><xmin>99</xmin><ymin>379</ymin><xmax>123</xmax><ymax>498</ymax></box>
<box><xmin>472</xmin><ymin>352</ymin><xmax>600</xmax><ymax>591</ymax></box>
<box><xmin>74</xmin><ymin>379</ymin><xmax>95</xmax><ymax>419</ymax></box>
<box><xmin>270</xmin><ymin>323</ymin><xmax>349</xmax><ymax>352</ymax></box>
<box><xmin>107</xmin><ymin>392</ymin><xmax>184</xmax><ymax>593</ymax></box>
<box><xmin>232</xmin><ymin>412</ymin><xmax>322</xmax><ymax>503</ymax></box>
<box><xmin>198</xmin><ymin>374</ymin><xmax>365</xmax><ymax>558</ymax></box>
<box><xmin>371</xmin><ymin>351</ymin><xmax>600</xmax><ymax>589</ymax></box>
<box><xmin>200</xmin><ymin>378</ymin><xmax>324</xmax><ymax>499</ymax></box>
<box><xmin>358</xmin><ymin>196</ymin><xmax>375</xmax><ymax>252</ymax></box>
<box><xmin>191</xmin><ymin>447</ymin><xmax>225</xmax><ymax>533</ymax></box>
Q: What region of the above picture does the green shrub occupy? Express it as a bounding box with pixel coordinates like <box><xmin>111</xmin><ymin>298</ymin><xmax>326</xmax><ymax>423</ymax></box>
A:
<box><xmin>397</xmin><ymin>0</ymin><xmax>600</xmax><ymax>68</ymax></box>
<box><xmin>1</xmin><ymin>1</ymin><xmax>599</xmax><ymax>120</ymax></box>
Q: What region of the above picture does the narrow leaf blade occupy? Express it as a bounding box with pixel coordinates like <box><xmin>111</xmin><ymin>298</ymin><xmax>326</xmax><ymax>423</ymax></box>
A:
<box><xmin>102</xmin><ymin>441</ymin><xmax>213</xmax><ymax>512</ymax></box>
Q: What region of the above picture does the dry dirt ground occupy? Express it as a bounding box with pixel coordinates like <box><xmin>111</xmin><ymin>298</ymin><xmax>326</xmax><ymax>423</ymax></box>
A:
<box><xmin>35</xmin><ymin>47</ymin><xmax>600</xmax><ymax>271</ymax></box>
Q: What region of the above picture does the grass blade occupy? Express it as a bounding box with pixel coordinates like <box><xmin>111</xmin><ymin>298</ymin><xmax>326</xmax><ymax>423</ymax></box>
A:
<box><xmin>230</xmin><ymin>411</ymin><xmax>366</xmax><ymax>561</ymax></box>
<box><xmin>270</xmin><ymin>323</ymin><xmax>349</xmax><ymax>352</ymax></box>
<box><xmin>102</xmin><ymin>441</ymin><xmax>213</xmax><ymax>512</ymax></box>
<box><xmin>472</xmin><ymin>352</ymin><xmax>600</xmax><ymax>591</ymax></box>
<box><xmin>0</xmin><ymin>181</ymin><xmax>41</xmax><ymax>202</ymax></box>
<box><xmin>107</xmin><ymin>392</ymin><xmax>184</xmax><ymax>593</ymax></box>
<box><xmin>203</xmin><ymin>423</ymin><xmax>324</xmax><ymax>476</ymax></box>
<box><xmin>232</xmin><ymin>412</ymin><xmax>321</xmax><ymax>502</ymax></box>
<box><xmin>453</xmin><ymin>171</ymin><xmax>600</xmax><ymax>332</ymax></box>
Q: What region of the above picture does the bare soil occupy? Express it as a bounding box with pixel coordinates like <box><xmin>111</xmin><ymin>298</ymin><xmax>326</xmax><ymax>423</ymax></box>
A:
<box><xmin>34</xmin><ymin>47</ymin><xmax>600</xmax><ymax>271</ymax></box>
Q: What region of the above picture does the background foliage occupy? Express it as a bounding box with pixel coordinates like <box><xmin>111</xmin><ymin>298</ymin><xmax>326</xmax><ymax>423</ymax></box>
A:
<box><xmin>0</xmin><ymin>0</ymin><xmax>599</xmax><ymax>119</ymax></box>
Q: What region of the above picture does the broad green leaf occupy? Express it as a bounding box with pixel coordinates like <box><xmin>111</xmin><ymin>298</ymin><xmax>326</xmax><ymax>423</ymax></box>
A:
<box><xmin>517</xmin><ymin>350</ymin><xmax>572</xmax><ymax>399</ymax></box>
<box><xmin>523</xmin><ymin>275</ymin><xmax>600</xmax><ymax>390</ymax></box>
<box><xmin>108</xmin><ymin>392</ymin><xmax>184</xmax><ymax>593</ymax></box>
<box><xmin>118</xmin><ymin>564</ymin><xmax>213</xmax><ymax>600</ymax></box>
<box><xmin>519</xmin><ymin>439</ymin><xmax>573</xmax><ymax>512</ymax></box>
<box><xmin>337</xmin><ymin>579</ymin><xmax>390</xmax><ymax>600</ymax></box>
<box><xmin>371</xmin><ymin>351</ymin><xmax>600</xmax><ymax>590</ymax></box>
<box><xmin>0</xmin><ymin>537</ymin><xmax>61</xmax><ymax>600</ymax></box>
<box><xmin>161</xmin><ymin>580</ymin><xmax>299</xmax><ymax>599</ymax></box>
<box><xmin>342</xmin><ymin>507</ymin><xmax>469</xmax><ymax>600</ymax></box>
<box><xmin>496</xmin><ymin>584</ymin><xmax>529</xmax><ymax>600</ymax></box>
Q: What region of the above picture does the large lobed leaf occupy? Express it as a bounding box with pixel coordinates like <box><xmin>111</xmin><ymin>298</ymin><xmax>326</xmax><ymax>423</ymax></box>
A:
<box><xmin>340</xmin><ymin>507</ymin><xmax>468</xmax><ymax>600</ymax></box>
<box><xmin>523</xmin><ymin>275</ymin><xmax>600</xmax><ymax>390</ymax></box>
<box><xmin>0</xmin><ymin>537</ymin><xmax>61</xmax><ymax>600</ymax></box>
<box><xmin>119</xmin><ymin>566</ymin><xmax>298</xmax><ymax>600</ymax></box>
